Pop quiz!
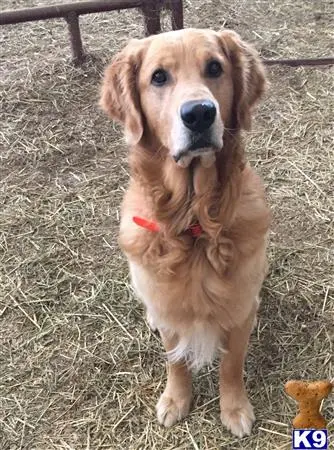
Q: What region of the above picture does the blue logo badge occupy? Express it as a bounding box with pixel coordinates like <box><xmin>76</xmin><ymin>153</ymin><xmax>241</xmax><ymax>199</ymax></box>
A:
<box><xmin>292</xmin><ymin>429</ymin><xmax>328</xmax><ymax>449</ymax></box>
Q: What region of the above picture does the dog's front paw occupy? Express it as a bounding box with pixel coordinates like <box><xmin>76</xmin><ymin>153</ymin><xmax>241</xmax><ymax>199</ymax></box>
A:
<box><xmin>156</xmin><ymin>392</ymin><xmax>191</xmax><ymax>427</ymax></box>
<box><xmin>220</xmin><ymin>396</ymin><xmax>255</xmax><ymax>438</ymax></box>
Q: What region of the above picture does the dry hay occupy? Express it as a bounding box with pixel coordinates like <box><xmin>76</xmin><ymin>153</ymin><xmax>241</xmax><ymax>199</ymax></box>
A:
<box><xmin>0</xmin><ymin>0</ymin><xmax>333</xmax><ymax>449</ymax></box>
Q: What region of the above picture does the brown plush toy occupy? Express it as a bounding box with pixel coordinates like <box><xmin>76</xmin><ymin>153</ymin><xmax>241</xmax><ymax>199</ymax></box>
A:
<box><xmin>285</xmin><ymin>380</ymin><xmax>333</xmax><ymax>429</ymax></box>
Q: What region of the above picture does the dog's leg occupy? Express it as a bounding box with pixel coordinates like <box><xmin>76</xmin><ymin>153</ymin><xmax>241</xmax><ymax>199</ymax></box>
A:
<box><xmin>146</xmin><ymin>310</ymin><xmax>157</xmax><ymax>332</ymax></box>
<box><xmin>252</xmin><ymin>295</ymin><xmax>260</xmax><ymax>331</ymax></box>
<box><xmin>156</xmin><ymin>332</ymin><xmax>192</xmax><ymax>427</ymax></box>
<box><xmin>219</xmin><ymin>310</ymin><xmax>256</xmax><ymax>438</ymax></box>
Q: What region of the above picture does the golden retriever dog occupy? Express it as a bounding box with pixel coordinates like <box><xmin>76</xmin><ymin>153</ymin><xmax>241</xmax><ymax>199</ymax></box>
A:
<box><xmin>100</xmin><ymin>28</ymin><xmax>271</xmax><ymax>438</ymax></box>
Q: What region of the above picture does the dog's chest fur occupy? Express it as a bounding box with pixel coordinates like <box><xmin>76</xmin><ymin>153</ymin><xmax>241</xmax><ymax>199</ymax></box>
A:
<box><xmin>119</xmin><ymin>166</ymin><xmax>269</xmax><ymax>370</ymax></box>
<box><xmin>128</xmin><ymin>258</ymin><xmax>227</xmax><ymax>370</ymax></box>
<box><xmin>125</xmin><ymin>233</ymin><xmax>262</xmax><ymax>370</ymax></box>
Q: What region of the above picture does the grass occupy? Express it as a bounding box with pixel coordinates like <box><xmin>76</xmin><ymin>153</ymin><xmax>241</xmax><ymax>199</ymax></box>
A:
<box><xmin>0</xmin><ymin>0</ymin><xmax>333</xmax><ymax>448</ymax></box>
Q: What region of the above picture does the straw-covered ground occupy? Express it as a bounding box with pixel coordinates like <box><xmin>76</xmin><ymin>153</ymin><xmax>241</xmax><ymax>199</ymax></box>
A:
<box><xmin>1</xmin><ymin>0</ymin><xmax>333</xmax><ymax>449</ymax></box>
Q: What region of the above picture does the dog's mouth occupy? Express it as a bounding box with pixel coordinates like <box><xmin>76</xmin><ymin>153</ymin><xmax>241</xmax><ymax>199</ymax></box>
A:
<box><xmin>174</xmin><ymin>147</ymin><xmax>220</xmax><ymax>168</ymax></box>
<box><xmin>188</xmin><ymin>134</ymin><xmax>217</xmax><ymax>151</ymax></box>
<box><xmin>173</xmin><ymin>134</ymin><xmax>222</xmax><ymax>168</ymax></box>
<box><xmin>174</xmin><ymin>146</ymin><xmax>217</xmax><ymax>161</ymax></box>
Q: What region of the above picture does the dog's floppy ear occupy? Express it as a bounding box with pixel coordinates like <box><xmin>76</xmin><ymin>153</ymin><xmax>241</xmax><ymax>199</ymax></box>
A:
<box><xmin>219</xmin><ymin>30</ymin><xmax>267</xmax><ymax>130</ymax></box>
<box><xmin>100</xmin><ymin>39</ymin><xmax>146</xmax><ymax>145</ymax></box>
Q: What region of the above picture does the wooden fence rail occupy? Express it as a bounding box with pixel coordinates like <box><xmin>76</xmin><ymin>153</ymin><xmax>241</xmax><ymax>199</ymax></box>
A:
<box><xmin>0</xmin><ymin>0</ymin><xmax>184</xmax><ymax>64</ymax></box>
<box><xmin>1</xmin><ymin>1</ymin><xmax>333</xmax><ymax>67</ymax></box>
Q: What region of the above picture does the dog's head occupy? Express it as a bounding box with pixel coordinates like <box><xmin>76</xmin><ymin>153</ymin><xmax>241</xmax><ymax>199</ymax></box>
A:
<box><xmin>100</xmin><ymin>29</ymin><xmax>266</xmax><ymax>168</ymax></box>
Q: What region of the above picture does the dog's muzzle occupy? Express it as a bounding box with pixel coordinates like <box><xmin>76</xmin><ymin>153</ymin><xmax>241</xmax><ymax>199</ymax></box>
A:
<box><xmin>172</xmin><ymin>98</ymin><xmax>223</xmax><ymax>167</ymax></box>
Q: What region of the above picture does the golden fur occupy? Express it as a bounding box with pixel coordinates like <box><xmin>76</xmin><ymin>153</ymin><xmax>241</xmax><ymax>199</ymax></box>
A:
<box><xmin>100</xmin><ymin>28</ymin><xmax>271</xmax><ymax>438</ymax></box>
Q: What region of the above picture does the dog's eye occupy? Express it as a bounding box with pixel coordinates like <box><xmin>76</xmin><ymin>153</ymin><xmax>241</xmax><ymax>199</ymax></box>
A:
<box><xmin>151</xmin><ymin>69</ymin><xmax>168</xmax><ymax>86</ymax></box>
<box><xmin>206</xmin><ymin>60</ymin><xmax>223</xmax><ymax>78</ymax></box>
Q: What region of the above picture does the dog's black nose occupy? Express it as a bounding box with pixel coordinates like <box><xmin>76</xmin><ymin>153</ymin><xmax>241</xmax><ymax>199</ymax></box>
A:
<box><xmin>180</xmin><ymin>100</ymin><xmax>216</xmax><ymax>133</ymax></box>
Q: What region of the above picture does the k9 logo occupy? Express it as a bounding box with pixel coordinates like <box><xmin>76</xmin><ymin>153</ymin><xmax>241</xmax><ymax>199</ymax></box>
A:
<box><xmin>293</xmin><ymin>429</ymin><xmax>328</xmax><ymax>449</ymax></box>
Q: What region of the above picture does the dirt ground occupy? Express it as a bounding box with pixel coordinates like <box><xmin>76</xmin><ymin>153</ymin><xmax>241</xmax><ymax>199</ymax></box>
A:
<box><xmin>1</xmin><ymin>0</ymin><xmax>333</xmax><ymax>449</ymax></box>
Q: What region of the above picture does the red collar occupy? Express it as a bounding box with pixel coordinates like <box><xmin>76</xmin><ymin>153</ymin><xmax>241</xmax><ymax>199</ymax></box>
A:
<box><xmin>133</xmin><ymin>216</ymin><xmax>203</xmax><ymax>238</ymax></box>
